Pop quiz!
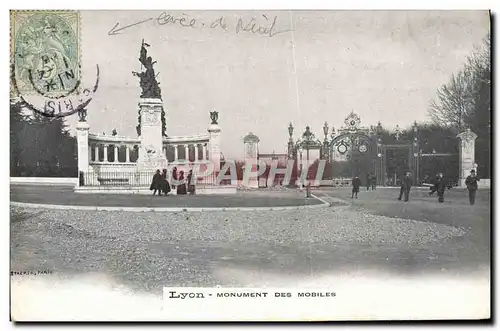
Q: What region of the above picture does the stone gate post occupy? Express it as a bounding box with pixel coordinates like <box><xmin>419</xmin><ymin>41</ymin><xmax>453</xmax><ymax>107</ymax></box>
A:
<box><xmin>243</xmin><ymin>132</ymin><xmax>260</xmax><ymax>188</ymax></box>
<box><xmin>457</xmin><ymin>128</ymin><xmax>478</xmax><ymax>187</ymax></box>
<box><xmin>76</xmin><ymin>121</ymin><xmax>90</xmax><ymax>175</ymax></box>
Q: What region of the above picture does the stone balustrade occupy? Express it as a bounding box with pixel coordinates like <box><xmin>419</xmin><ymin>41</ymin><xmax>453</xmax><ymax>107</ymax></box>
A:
<box><xmin>163</xmin><ymin>134</ymin><xmax>210</xmax><ymax>163</ymax></box>
<box><xmin>87</xmin><ymin>133</ymin><xmax>211</xmax><ymax>168</ymax></box>
<box><xmin>88</xmin><ymin>134</ymin><xmax>140</xmax><ymax>165</ymax></box>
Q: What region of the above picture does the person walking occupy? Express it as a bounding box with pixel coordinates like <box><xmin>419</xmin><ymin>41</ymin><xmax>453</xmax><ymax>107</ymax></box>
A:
<box><xmin>465</xmin><ymin>169</ymin><xmax>479</xmax><ymax>205</ymax></box>
<box><xmin>435</xmin><ymin>173</ymin><xmax>446</xmax><ymax>203</ymax></box>
<box><xmin>371</xmin><ymin>172</ymin><xmax>377</xmax><ymax>190</ymax></box>
<box><xmin>187</xmin><ymin>170</ymin><xmax>196</xmax><ymax>195</ymax></box>
<box><xmin>428</xmin><ymin>173</ymin><xmax>440</xmax><ymax>196</ymax></box>
<box><xmin>397</xmin><ymin>172</ymin><xmax>412</xmax><ymax>202</ymax></box>
<box><xmin>150</xmin><ymin>169</ymin><xmax>163</xmax><ymax>196</ymax></box>
<box><xmin>352</xmin><ymin>176</ymin><xmax>362</xmax><ymax>199</ymax></box>
<box><xmin>365</xmin><ymin>173</ymin><xmax>371</xmax><ymax>191</ymax></box>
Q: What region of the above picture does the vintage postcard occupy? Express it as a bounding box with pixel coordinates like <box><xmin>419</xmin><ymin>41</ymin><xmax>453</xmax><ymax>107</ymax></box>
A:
<box><xmin>9</xmin><ymin>9</ymin><xmax>491</xmax><ymax>321</ymax></box>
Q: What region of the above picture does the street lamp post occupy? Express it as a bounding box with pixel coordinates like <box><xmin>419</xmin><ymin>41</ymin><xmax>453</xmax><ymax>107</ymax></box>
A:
<box><xmin>323</xmin><ymin>122</ymin><xmax>329</xmax><ymax>160</ymax></box>
<box><xmin>412</xmin><ymin>121</ymin><xmax>419</xmax><ymax>185</ymax></box>
<box><xmin>306</xmin><ymin>145</ymin><xmax>311</xmax><ymax>197</ymax></box>
<box><xmin>298</xmin><ymin>144</ymin><xmax>303</xmax><ymax>191</ymax></box>
<box><xmin>302</xmin><ymin>126</ymin><xmax>314</xmax><ymax>198</ymax></box>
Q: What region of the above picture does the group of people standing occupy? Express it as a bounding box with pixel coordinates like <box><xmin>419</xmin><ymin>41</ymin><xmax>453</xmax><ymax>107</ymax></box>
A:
<box><xmin>365</xmin><ymin>173</ymin><xmax>377</xmax><ymax>191</ymax></box>
<box><xmin>350</xmin><ymin>173</ymin><xmax>377</xmax><ymax>199</ymax></box>
<box><xmin>351</xmin><ymin>169</ymin><xmax>480</xmax><ymax>205</ymax></box>
<box><xmin>150</xmin><ymin>167</ymin><xmax>196</xmax><ymax>196</ymax></box>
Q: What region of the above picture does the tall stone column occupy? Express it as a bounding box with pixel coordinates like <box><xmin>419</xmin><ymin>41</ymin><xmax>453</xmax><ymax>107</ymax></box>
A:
<box><xmin>76</xmin><ymin>121</ymin><xmax>90</xmax><ymax>174</ymax></box>
<box><xmin>174</xmin><ymin>144</ymin><xmax>178</xmax><ymax>161</ymax></box>
<box><xmin>94</xmin><ymin>145</ymin><xmax>99</xmax><ymax>162</ymax></box>
<box><xmin>457</xmin><ymin>128</ymin><xmax>478</xmax><ymax>187</ymax></box>
<box><xmin>243</xmin><ymin>132</ymin><xmax>260</xmax><ymax>188</ymax></box>
<box><xmin>137</xmin><ymin>98</ymin><xmax>168</xmax><ymax>171</ymax></box>
<box><xmin>208</xmin><ymin>123</ymin><xmax>222</xmax><ymax>172</ymax></box>
<box><xmin>103</xmin><ymin>145</ymin><xmax>108</xmax><ymax>162</ymax></box>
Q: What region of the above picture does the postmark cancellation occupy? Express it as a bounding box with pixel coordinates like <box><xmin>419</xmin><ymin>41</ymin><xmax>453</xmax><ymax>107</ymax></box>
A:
<box><xmin>10</xmin><ymin>10</ymin><xmax>81</xmax><ymax>98</ymax></box>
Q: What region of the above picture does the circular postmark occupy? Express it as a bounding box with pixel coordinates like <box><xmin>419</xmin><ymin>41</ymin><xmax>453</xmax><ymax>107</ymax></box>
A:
<box><xmin>11</xmin><ymin>62</ymin><xmax>100</xmax><ymax>120</ymax></box>
<box><xmin>13</xmin><ymin>12</ymin><xmax>80</xmax><ymax>98</ymax></box>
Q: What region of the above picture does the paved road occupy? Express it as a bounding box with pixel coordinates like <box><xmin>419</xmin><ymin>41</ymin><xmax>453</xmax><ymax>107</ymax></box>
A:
<box><xmin>10</xmin><ymin>185</ymin><xmax>322</xmax><ymax>208</ymax></box>
<box><xmin>313</xmin><ymin>186</ymin><xmax>490</xmax><ymax>224</ymax></box>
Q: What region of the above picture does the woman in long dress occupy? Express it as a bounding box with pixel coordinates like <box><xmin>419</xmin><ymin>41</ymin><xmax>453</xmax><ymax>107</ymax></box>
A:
<box><xmin>161</xmin><ymin>168</ymin><xmax>171</xmax><ymax>195</ymax></box>
<box><xmin>171</xmin><ymin>167</ymin><xmax>178</xmax><ymax>190</ymax></box>
<box><xmin>177</xmin><ymin>170</ymin><xmax>187</xmax><ymax>195</ymax></box>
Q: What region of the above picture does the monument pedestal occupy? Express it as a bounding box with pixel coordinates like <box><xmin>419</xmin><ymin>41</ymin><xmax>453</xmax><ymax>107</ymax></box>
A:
<box><xmin>208</xmin><ymin>123</ymin><xmax>222</xmax><ymax>173</ymax></box>
<box><xmin>136</xmin><ymin>98</ymin><xmax>168</xmax><ymax>172</ymax></box>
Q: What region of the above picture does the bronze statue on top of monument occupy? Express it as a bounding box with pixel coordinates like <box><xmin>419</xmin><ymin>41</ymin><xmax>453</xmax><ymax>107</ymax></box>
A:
<box><xmin>132</xmin><ymin>39</ymin><xmax>162</xmax><ymax>99</ymax></box>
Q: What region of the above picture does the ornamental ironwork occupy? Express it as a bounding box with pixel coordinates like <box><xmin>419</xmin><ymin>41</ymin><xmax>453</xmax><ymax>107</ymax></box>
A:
<box><xmin>343</xmin><ymin>111</ymin><xmax>361</xmax><ymax>132</ymax></box>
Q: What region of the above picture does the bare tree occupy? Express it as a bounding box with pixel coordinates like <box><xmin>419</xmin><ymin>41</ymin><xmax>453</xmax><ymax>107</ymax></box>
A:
<box><xmin>428</xmin><ymin>68</ymin><xmax>475</xmax><ymax>131</ymax></box>
<box><xmin>428</xmin><ymin>33</ymin><xmax>490</xmax><ymax>132</ymax></box>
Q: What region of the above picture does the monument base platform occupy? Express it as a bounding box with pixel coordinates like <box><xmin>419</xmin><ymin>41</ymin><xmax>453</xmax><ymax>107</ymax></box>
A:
<box><xmin>74</xmin><ymin>185</ymin><xmax>237</xmax><ymax>195</ymax></box>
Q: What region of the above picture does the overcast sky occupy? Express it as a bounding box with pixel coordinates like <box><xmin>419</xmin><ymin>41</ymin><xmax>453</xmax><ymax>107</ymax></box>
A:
<box><xmin>63</xmin><ymin>10</ymin><xmax>489</xmax><ymax>159</ymax></box>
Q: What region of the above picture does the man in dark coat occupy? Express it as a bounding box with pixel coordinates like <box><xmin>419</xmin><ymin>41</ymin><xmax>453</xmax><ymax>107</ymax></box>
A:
<box><xmin>398</xmin><ymin>172</ymin><xmax>412</xmax><ymax>202</ymax></box>
<box><xmin>365</xmin><ymin>173</ymin><xmax>371</xmax><ymax>191</ymax></box>
<box><xmin>352</xmin><ymin>176</ymin><xmax>362</xmax><ymax>199</ymax></box>
<box><xmin>150</xmin><ymin>169</ymin><xmax>163</xmax><ymax>196</ymax></box>
<box><xmin>465</xmin><ymin>169</ymin><xmax>479</xmax><ymax>205</ymax></box>
<box><xmin>435</xmin><ymin>173</ymin><xmax>446</xmax><ymax>203</ymax></box>
<box><xmin>371</xmin><ymin>173</ymin><xmax>377</xmax><ymax>190</ymax></box>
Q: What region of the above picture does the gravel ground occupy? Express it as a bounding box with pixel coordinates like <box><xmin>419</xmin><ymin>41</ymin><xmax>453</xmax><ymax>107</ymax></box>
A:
<box><xmin>11</xmin><ymin>205</ymin><xmax>467</xmax><ymax>246</ymax></box>
<box><xmin>11</xmin><ymin>203</ymin><xmax>475</xmax><ymax>295</ymax></box>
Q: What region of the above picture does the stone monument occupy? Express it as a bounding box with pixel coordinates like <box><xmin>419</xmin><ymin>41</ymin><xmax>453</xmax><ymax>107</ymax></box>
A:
<box><xmin>133</xmin><ymin>40</ymin><xmax>168</xmax><ymax>171</ymax></box>
<box><xmin>243</xmin><ymin>132</ymin><xmax>260</xmax><ymax>188</ymax></box>
<box><xmin>208</xmin><ymin>111</ymin><xmax>222</xmax><ymax>172</ymax></box>
<box><xmin>457</xmin><ymin>128</ymin><xmax>478</xmax><ymax>187</ymax></box>
<box><xmin>76</xmin><ymin>109</ymin><xmax>90</xmax><ymax>174</ymax></box>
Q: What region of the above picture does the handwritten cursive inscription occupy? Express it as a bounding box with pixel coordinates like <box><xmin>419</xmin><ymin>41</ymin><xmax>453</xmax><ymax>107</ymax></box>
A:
<box><xmin>156</xmin><ymin>12</ymin><xmax>198</xmax><ymax>28</ymax></box>
<box><xmin>210</xmin><ymin>16</ymin><xmax>228</xmax><ymax>31</ymax></box>
<box><xmin>108</xmin><ymin>12</ymin><xmax>293</xmax><ymax>38</ymax></box>
<box><xmin>235</xmin><ymin>14</ymin><xmax>292</xmax><ymax>38</ymax></box>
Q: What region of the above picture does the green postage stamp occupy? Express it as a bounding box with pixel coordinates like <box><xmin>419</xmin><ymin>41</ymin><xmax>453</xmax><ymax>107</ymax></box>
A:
<box><xmin>11</xmin><ymin>10</ymin><xmax>81</xmax><ymax>97</ymax></box>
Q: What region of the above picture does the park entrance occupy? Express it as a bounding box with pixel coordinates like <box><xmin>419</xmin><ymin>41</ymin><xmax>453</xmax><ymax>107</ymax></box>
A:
<box><xmin>285</xmin><ymin>112</ymin><xmax>422</xmax><ymax>187</ymax></box>
<box><xmin>248</xmin><ymin>111</ymin><xmax>470</xmax><ymax>189</ymax></box>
